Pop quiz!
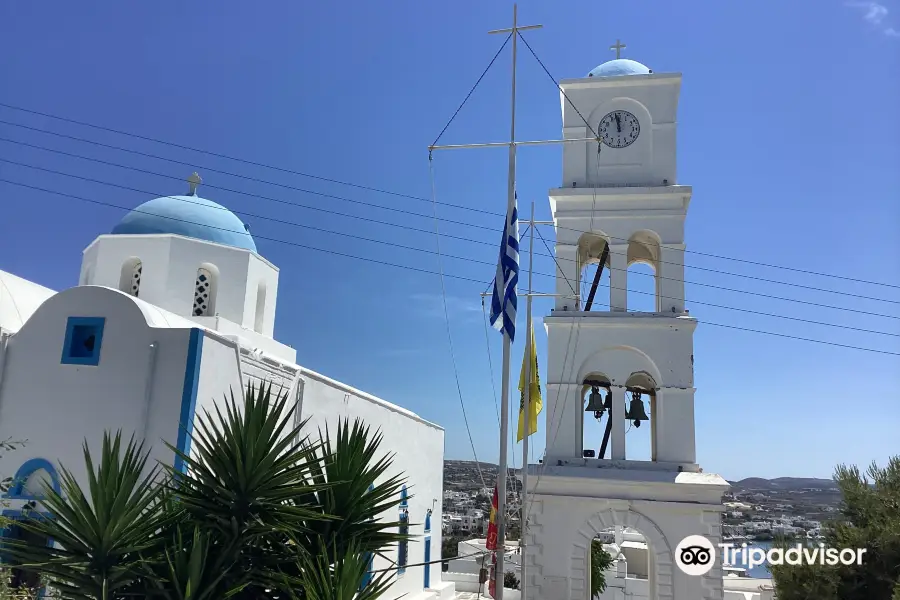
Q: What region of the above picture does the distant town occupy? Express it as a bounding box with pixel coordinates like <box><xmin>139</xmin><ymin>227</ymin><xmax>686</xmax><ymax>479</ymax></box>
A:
<box><xmin>441</xmin><ymin>460</ymin><xmax>843</xmax><ymax>543</ymax></box>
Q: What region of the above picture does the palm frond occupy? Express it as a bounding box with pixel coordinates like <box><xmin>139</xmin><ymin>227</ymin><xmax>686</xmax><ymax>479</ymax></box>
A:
<box><xmin>161</xmin><ymin>382</ymin><xmax>336</xmax><ymax>596</ymax></box>
<box><xmin>291</xmin><ymin>536</ymin><xmax>396</xmax><ymax>600</ymax></box>
<box><xmin>300</xmin><ymin>418</ymin><xmax>410</xmax><ymax>561</ymax></box>
<box><xmin>3</xmin><ymin>431</ymin><xmax>166</xmax><ymax>600</ymax></box>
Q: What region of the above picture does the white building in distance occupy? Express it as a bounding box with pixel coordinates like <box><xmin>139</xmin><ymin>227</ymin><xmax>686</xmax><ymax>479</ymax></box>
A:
<box><xmin>0</xmin><ymin>176</ymin><xmax>454</xmax><ymax>600</ymax></box>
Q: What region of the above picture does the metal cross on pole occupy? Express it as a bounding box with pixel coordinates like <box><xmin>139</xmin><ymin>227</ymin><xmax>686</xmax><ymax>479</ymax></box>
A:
<box><xmin>610</xmin><ymin>38</ymin><xmax>626</xmax><ymax>59</ymax></box>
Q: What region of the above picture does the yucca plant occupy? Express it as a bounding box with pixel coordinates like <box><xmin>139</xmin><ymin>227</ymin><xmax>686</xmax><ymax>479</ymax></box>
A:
<box><xmin>289</xmin><ymin>536</ymin><xmax>394</xmax><ymax>600</ymax></box>
<box><xmin>298</xmin><ymin>420</ymin><xmax>408</xmax><ymax>564</ymax></box>
<box><xmin>6</xmin><ymin>382</ymin><xmax>412</xmax><ymax>600</ymax></box>
<box><xmin>3</xmin><ymin>433</ymin><xmax>167</xmax><ymax>600</ymax></box>
<box><xmin>162</xmin><ymin>383</ymin><xmax>332</xmax><ymax>597</ymax></box>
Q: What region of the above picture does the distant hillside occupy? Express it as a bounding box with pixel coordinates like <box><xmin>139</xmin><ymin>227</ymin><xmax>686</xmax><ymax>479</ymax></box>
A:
<box><xmin>729</xmin><ymin>477</ymin><xmax>838</xmax><ymax>491</ymax></box>
<box><xmin>444</xmin><ymin>461</ymin><xmax>839</xmax><ymax>493</ymax></box>
<box><xmin>443</xmin><ymin>460</ymin><xmax>522</xmax><ymax>491</ymax></box>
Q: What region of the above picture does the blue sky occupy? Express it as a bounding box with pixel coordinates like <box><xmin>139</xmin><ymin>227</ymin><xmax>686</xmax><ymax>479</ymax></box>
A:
<box><xmin>1</xmin><ymin>1</ymin><xmax>898</xmax><ymax>481</ymax></box>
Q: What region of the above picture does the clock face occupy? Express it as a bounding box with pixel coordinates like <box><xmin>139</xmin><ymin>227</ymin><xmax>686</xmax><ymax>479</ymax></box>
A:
<box><xmin>598</xmin><ymin>110</ymin><xmax>640</xmax><ymax>148</ymax></box>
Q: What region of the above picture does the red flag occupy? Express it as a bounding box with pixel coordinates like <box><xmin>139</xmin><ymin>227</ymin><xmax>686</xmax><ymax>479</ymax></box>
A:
<box><xmin>488</xmin><ymin>552</ymin><xmax>497</xmax><ymax>598</ymax></box>
<box><xmin>485</xmin><ymin>485</ymin><xmax>499</xmax><ymax>551</ymax></box>
<box><xmin>486</xmin><ymin>485</ymin><xmax>499</xmax><ymax>598</ymax></box>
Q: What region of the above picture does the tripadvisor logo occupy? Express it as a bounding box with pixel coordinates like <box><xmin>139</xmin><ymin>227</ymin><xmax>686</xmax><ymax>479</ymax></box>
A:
<box><xmin>675</xmin><ymin>535</ymin><xmax>717</xmax><ymax>576</ymax></box>
<box><xmin>674</xmin><ymin>535</ymin><xmax>868</xmax><ymax>576</ymax></box>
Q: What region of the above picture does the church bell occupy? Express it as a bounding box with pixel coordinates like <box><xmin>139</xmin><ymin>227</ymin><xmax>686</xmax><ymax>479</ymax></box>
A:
<box><xmin>625</xmin><ymin>391</ymin><xmax>650</xmax><ymax>427</ymax></box>
<box><xmin>585</xmin><ymin>386</ymin><xmax>607</xmax><ymax>418</ymax></box>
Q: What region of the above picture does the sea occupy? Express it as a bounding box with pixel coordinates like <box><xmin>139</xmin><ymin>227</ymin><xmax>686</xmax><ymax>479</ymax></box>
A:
<box><xmin>721</xmin><ymin>541</ymin><xmax>774</xmax><ymax>579</ymax></box>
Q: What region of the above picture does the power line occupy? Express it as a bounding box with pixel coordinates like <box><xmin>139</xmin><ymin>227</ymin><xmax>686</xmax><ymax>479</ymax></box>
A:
<box><xmin>0</xmin><ymin>128</ymin><xmax>500</xmax><ymax>226</ymax></box>
<box><xmin>0</xmin><ymin>157</ymin><xmax>900</xmax><ymax>337</ymax></box>
<box><xmin>4</xmin><ymin>155</ymin><xmax>899</xmax><ymax>334</ymax></box>
<box><xmin>14</xmin><ymin>126</ymin><xmax>894</xmax><ymax>309</ymax></box>
<box><xmin>0</xmin><ymin>103</ymin><xmax>486</xmax><ymax>210</ymax></box>
<box><xmin>2</xmin><ymin>177</ymin><xmax>897</xmax><ymax>358</ymax></box>
<box><xmin>1</xmin><ymin>148</ymin><xmax>898</xmax><ymax>319</ymax></box>
<box><xmin>368</xmin><ymin>549</ymin><xmax>491</xmax><ymax>574</ymax></box>
<box><xmin>0</xmin><ymin>103</ymin><xmax>897</xmax><ymax>291</ymax></box>
<box><xmin>427</xmin><ymin>158</ymin><xmax>488</xmax><ymax>490</ymax></box>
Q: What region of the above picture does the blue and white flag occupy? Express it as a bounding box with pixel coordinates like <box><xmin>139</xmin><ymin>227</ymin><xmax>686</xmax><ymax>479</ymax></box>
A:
<box><xmin>489</xmin><ymin>195</ymin><xmax>519</xmax><ymax>342</ymax></box>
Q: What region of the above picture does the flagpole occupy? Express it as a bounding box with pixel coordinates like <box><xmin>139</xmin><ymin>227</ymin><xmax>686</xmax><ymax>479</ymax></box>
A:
<box><xmin>492</xmin><ymin>6</ymin><xmax>519</xmax><ymax>599</ymax></box>
<box><xmin>520</xmin><ymin>200</ymin><xmax>535</xmax><ymax>600</ymax></box>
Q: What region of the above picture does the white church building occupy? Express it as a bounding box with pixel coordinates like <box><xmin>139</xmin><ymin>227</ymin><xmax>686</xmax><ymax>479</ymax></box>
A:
<box><xmin>0</xmin><ymin>174</ymin><xmax>455</xmax><ymax>600</ymax></box>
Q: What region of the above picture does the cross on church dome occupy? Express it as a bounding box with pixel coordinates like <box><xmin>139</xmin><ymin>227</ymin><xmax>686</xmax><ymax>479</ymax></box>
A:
<box><xmin>187</xmin><ymin>172</ymin><xmax>202</xmax><ymax>196</ymax></box>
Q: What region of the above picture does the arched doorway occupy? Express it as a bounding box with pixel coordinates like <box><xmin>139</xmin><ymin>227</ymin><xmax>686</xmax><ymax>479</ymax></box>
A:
<box><xmin>1</xmin><ymin>459</ymin><xmax>59</xmax><ymax>596</ymax></box>
<box><xmin>571</xmin><ymin>508</ymin><xmax>675</xmax><ymax>600</ymax></box>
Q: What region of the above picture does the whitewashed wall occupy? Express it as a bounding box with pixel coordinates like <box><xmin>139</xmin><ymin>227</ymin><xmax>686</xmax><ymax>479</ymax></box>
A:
<box><xmin>525</xmin><ymin>490</ymin><xmax>727</xmax><ymax>600</ymax></box>
<box><xmin>0</xmin><ymin>270</ymin><xmax>56</xmax><ymax>334</ymax></box>
<box><xmin>0</xmin><ymin>286</ymin><xmax>195</xmax><ymax>492</ymax></box>
<box><xmin>559</xmin><ymin>73</ymin><xmax>681</xmax><ymax>188</ymax></box>
<box><xmin>81</xmin><ymin>234</ymin><xmax>279</xmax><ymax>334</ymax></box>
<box><xmin>543</xmin><ymin>314</ymin><xmax>698</xmax><ymax>465</ymax></box>
<box><xmin>297</xmin><ymin>370</ymin><xmax>451</xmax><ymax>600</ymax></box>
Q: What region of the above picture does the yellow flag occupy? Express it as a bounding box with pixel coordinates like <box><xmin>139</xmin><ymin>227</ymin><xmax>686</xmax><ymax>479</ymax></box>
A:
<box><xmin>516</xmin><ymin>322</ymin><xmax>543</xmax><ymax>442</ymax></box>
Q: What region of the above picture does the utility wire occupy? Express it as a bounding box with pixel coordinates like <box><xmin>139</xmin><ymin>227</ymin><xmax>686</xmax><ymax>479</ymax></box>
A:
<box><xmin>2</xmin><ymin>176</ymin><xmax>898</xmax><ymax>359</ymax></box>
<box><xmin>368</xmin><ymin>549</ymin><xmax>491</xmax><ymax>574</ymax></box>
<box><xmin>3</xmin><ymin>156</ymin><xmax>899</xmax><ymax>334</ymax></box>
<box><xmin>13</xmin><ymin>127</ymin><xmax>890</xmax><ymax>309</ymax></box>
<box><xmin>0</xmin><ymin>106</ymin><xmax>897</xmax><ymax>291</ymax></box>
<box><xmin>2</xmin><ymin>151</ymin><xmax>898</xmax><ymax>320</ymax></box>
<box><xmin>0</xmin><ymin>104</ymin><xmax>481</xmax><ymax>210</ymax></box>
<box><xmin>428</xmin><ymin>158</ymin><xmax>488</xmax><ymax>491</ymax></box>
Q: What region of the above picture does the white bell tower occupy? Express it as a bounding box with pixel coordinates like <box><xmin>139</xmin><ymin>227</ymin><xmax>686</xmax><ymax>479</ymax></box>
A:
<box><xmin>525</xmin><ymin>50</ymin><xmax>729</xmax><ymax>600</ymax></box>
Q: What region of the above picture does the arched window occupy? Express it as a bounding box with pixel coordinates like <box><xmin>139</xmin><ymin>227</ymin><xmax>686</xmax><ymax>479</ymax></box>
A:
<box><xmin>581</xmin><ymin>371</ymin><xmax>656</xmax><ymax>462</ymax></box>
<box><xmin>254</xmin><ymin>282</ymin><xmax>267</xmax><ymax>333</ymax></box>
<box><xmin>193</xmin><ymin>265</ymin><xmax>218</xmax><ymax>317</ymax></box>
<box><xmin>398</xmin><ymin>485</ymin><xmax>409</xmax><ymax>575</ymax></box>
<box><xmin>626</xmin><ymin>231</ymin><xmax>662</xmax><ymax>313</ymax></box>
<box><xmin>118</xmin><ymin>258</ymin><xmax>142</xmax><ymax>297</ymax></box>
<box><xmin>576</xmin><ymin>233</ymin><xmax>611</xmax><ymax>311</ymax></box>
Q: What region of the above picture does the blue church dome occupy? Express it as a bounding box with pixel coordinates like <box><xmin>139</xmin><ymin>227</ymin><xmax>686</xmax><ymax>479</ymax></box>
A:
<box><xmin>111</xmin><ymin>194</ymin><xmax>257</xmax><ymax>253</ymax></box>
<box><xmin>588</xmin><ymin>59</ymin><xmax>652</xmax><ymax>78</ymax></box>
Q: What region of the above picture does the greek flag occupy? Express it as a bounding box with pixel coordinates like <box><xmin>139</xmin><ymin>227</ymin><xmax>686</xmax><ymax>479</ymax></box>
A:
<box><xmin>489</xmin><ymin>195</ymin><xmax>519</xmax><ymax>342</ymax></box>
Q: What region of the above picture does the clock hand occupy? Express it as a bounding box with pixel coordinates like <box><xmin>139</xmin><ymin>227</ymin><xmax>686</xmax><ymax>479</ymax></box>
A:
<box><xmin>615</xmin><ymin>113</ymin><xmax>621</xmax><ymax>132</ymax></box>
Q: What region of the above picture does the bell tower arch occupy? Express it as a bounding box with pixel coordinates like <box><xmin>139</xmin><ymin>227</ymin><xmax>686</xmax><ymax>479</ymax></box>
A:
<box><xmin>525</xmin><ymin>51</ymin><xmax>728</xmax><ymax>600</ymax></box>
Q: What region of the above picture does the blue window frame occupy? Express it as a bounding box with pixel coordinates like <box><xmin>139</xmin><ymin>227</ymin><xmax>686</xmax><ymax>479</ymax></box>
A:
<box><xmin>398</xmin><ymin>485</ymin><xmax>409</xmax><ymax>574</ymax></box>
<box><xmin>60</xmin><ymin>317</ymin><xmax>106</xmax><ymax>366</ymax></box>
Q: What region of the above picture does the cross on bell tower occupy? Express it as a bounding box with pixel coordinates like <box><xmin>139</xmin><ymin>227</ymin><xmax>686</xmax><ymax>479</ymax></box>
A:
<box><xmin>609</xmin><ymin>38</ymin><xmax>626</xmax><ymax>59</ymax></box>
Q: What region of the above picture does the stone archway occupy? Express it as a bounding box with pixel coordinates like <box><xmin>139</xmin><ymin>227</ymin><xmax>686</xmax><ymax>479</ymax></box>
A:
<box><xmin>570</xmin><ymin>507</ymin><xmax>674</xmax><ymax>600</ymax></box>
